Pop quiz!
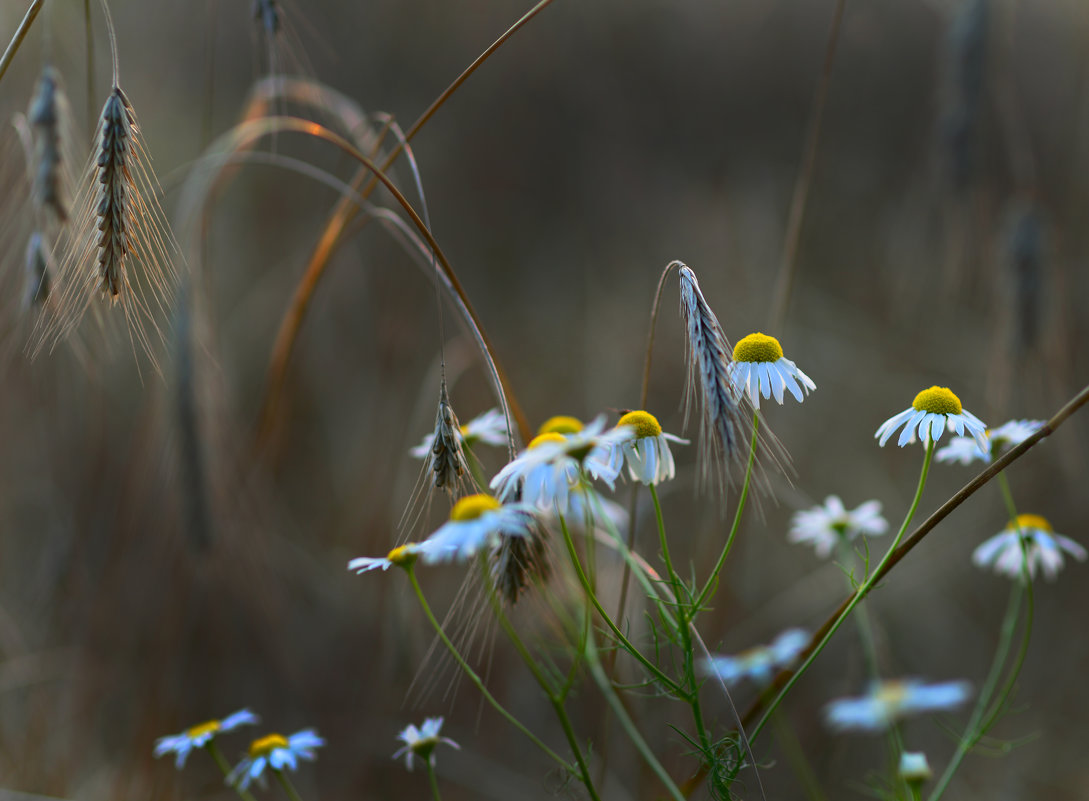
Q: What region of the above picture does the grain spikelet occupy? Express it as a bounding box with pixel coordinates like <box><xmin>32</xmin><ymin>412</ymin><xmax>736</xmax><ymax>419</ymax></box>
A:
<box><xmin>32</xmin><ymin>85</ymin><xmax>179</xmax><ymax>369</ymax></box>
<box><xmin>427</xmin><ymin>376</ymin><xmax>471</xmax><ymax>496</ymax></box>
<box><xmin>23</xmin><ymin>232</ymin><xmax>51</xmax><ymax>308</ymax></box>
<box><xmin>491</xmin><ymin>521</ymin><xmax>550</xmax><ymax>606</ymax></box>
<box><xmin>28</xmin><ymin>66</ymin><xmax>75</xmax><ymax>225</ymax></box>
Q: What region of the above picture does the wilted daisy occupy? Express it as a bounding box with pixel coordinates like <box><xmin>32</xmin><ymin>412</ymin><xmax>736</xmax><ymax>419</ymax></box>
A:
<box><xmin>348</xmin><ymin>543</ymin><xmax>422</xmax><ymax>575</ymax></box>
<box><xmin>824</xmin><ymin>679</ymin><xmax>971</xmax><ymax>732</ymax></box>
<box><xmin>875</xmin><ymin>386</ymin><xmax>987</xmax><ymax>451</ymax></box>
<box><xmin>490</xmin><ymin>417</ymin><xmax>631</xmax><ymax>511</ymax></box>
<box><xmin>611</xmin><ymin>410</ymin><xmax>688</xmax><ymax>485</ymax></box>
<box><xmin>788</xmin><ymin>496</ymin><xmax>888</xmax><ymax>558</ymax></box>
<box><xmin>702</xmin><ymin>628</ymin><xmax>808</xmax><ymax>686</ymax></box>
<box><xmin>728</xmin><ymin>333</ymin><xmax>815</xmax><ymax>409</ymax></box>
<box><xmin>393</xmin><ymin>717</ymin><xmax>460</xmax><ymax>771</ymax></box>
<box><xmin>936</xmin><ymin>419</ymin><xmax>1044</xmax><ymax>465</ymax></box>
<box><xmin>154</xmin><ymin>709</ymin><xmax>258</xmax><ymax>769</ymax></box>
<box><xmin>420</xmin><ymin>494</ymin><xmax>539</xmax><ymax>564</ymax></box>
<box><xmin>228</xmin><ymin>730</ymin><xmax>325</xmax><ymax>791</ymax></box>
<box><xmin>972</xmin><ymin>514</ymin><xmax>1086</xmax><ymax>581</ymax></box>
<box><xmin>409</xmin><ymin>408</ymin><xmax>508</xmax><ymax>459</ymax></box>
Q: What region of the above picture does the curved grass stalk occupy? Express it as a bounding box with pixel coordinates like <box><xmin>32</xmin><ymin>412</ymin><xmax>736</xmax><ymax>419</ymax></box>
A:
<box><xmin>0</xmin><ymin>0</ymin><xmax>43</xmax><ymax>85</ymax></box>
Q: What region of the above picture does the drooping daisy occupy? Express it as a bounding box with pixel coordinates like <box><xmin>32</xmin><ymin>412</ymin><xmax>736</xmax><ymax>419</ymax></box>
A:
<box><xmin>727</xmin><ymin>333</ymin><xmax>815</xmax><ymax>409</ymax></box>
<box><xmin>348</xmin><ymin>543</ymin><xmax>422</xmax><ymax>575</ymax></box>
<box><xmin>702</xmin><ymin>628</ymin><xmax>809</xmax><ymax>686</ymax></box>
<box><xmin>824</xmin><ymin>679</ymin><xmax>971</xmax><ymax>732</ymax></box>
<box><xmin>788</xmin><ymin>496</ymin><xmax>888</xmax><ymax>558</ymax></box>
<box><xmin>228</xmin><ymin>730</ymin><xmax>325</xmax><ymax>790</ymax></box>
<box><xmin>875</xmin><ymin>386</ymin><xmax>987</xmax><ymax>451</ymax></box>
<box><xmin>154</xmin><ymin>709</ymin><xmax>259</xmax><ymax>769</ymax></box>
<box><xmin>393</xmin><ymin>717</ymin><xmax>460</xmax><ymax>771</ymax></box>
<box><xmin>410</xmin><ymin>408</ymin><xmax>508</xmax><ymax>459</ymax></box>
<box><xmin>972</xmin><ymin>514</ymin><xmax>1086</xmax><ymax>581</ymax></box>
<box><xmin>490</xmin><ymin>417</ymin><xmax>631</xmax><ymax>511</ymax></box>
<box><xmin>935</xmin><ymin>419</ymin><xmax>1044</xmax><ymax>466</ymax></box>
<box><xmin>611</xmin><ymin>410</ymin><xmax>688</xmax><ymax>486</ymax></box>
<box><xmin>420</xmin><ymin>494</ymin><xmax>539</xmax><ymax>564</ymax></box>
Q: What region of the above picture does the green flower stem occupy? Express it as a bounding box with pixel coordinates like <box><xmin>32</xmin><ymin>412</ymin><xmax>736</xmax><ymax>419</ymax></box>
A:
<box><xmin>750</xmin><ymin>441</ymin><xmax>936</xmax><ymax>742</ymax></box>
<box><xmin>406</xmin><ymin>568</ymin><xmax>576</xmax><ymax>775</ymax></box>
<box><xmin>559</xmin><ymin>516</ymin><xmax>684</xmax><ymax>695</ymax></box>
<box><xmin>996</xmin><ymin>471</ymin><xmax>1020</xmax><ymax>522</ymax></box>
<box><xmin>273</xmin><ymin>770</ymin><xmax>305</xmax><ymax>801</ymax></box>
<box><xmin>649</xmin><ymin>484</ymin><xmax>682</xmax><ymax>606</ymax></box>
<box><xmin>772</xmin><ymin>711</ymin><xmax>829</xmax><ymax>801</ymax></box>
<box><xmin>207</xmin><ymin>740</ymin><xmax>259</xmax><ymax>801</ymax></box>
<box><xmin>584</xmin><ymin>635</ymin><xmax>686</xmax><ymax>801</ymax></box>
<box><xmin>426</xmin><ymin>761</ymin><xmax>442</xmax><ymax>801</ymax></box>
<box><xmin>694</xmin><ymin>413</ymin><xmax>759</xmax><ymax>612</ymax></box>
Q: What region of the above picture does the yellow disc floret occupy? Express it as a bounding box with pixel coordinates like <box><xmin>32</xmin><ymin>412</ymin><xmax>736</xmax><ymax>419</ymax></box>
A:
<box><xmin>537</xmin><ymin>415</ymin><xmax>583</xmax><ymax>435</ymax></box>
<box><xmin>911</xmin><ymin>386</ymin><xmax>962</xmax><ymax>415</ymax></box>
<box><xmin>617</xmin><ymin>410</ymin><xmax>662</xmax><ymax>440</ymax></box>
<box><xmin>186</xmin><ymin>720</ymin><xmax>221</xmax><ymax>739</ymax></box>
<box><xmin>249</xmin><ymin>734</ymin><xmax>289</xmax><ymax>758</ymax></box>
<box><xmin>386</xmin><ymin>544</ymin><xmax>419</xmax><ymax>568</ymax></box>
<box><xmin>1009</xmin><ymin>513</ymin><xmax>1052</xmax><ymax>533</ymax></box>
<box><xmin>450</xmin><ymin>493</ymin><xmax>502</xmax><ymax>522</ymax></box>
<box><xmin>733</xmin><ymin>333</ymin><xmax>784</xmax><ymax>363</ymax></box>
<box><xmin>528</xmin><ymin>432</ymin><xmax>566</xmax><ymax>449</ymax></box>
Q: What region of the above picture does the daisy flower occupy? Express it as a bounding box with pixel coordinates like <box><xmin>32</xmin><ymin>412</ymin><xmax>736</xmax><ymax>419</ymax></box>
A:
<box><xmin>972</xmin><ymin>514</ymin><xmax>1087</xmax><ymax>581</ymax></box>
<box><xmin>393</xmin><ymin>717</ymin><xmax>460</xmax><ymax>771</ymax></box>
<box><xmin>608</xmin><ymin>410</ymin><xmax>688</xmax><ymax>486</ymax></box>
<box><xmin>702</xmin><ymin>628</ymin><xmax>809</xmax><ymax>686</ymax></box>
<box><xmin>728</xmin><ymin>333</ymin><xmax>815</xmax><ymax>409</ymax></box>
<box><xmin>537</xmin><ymin>415</ymin><xmax>584</xmax><ymax>436</ymax></box>
<box><xmin>899</xmin><ymin>751</ymin><xmax>932</xmax><ymax>784</ymax></box>
<box><xmin>874</xmin><ymin>386</ymin><xmax>987</xmax><ymax>451</ymax></box>
<box><xmin>154</xmin><ymin>709</ymin><xmax>258</xmax><ymax>769</ymax></box>
<box><xmin>420</xmin><ymin>494</ymin><xmax>539</xmax><ymax>564</ymax></box>
<box><xmin>348</xmin><ymin>543</ymin><xmax>422</xmax><ymax>575</ymax></box>
<box><xmin>788</xmin><ymin>496</ymin><xmax>888</xmax><ymax>558</ymax></box>
<box><xmin>935</xmin><ymin>419</ymin><xmax>1044</xmax><ymax>466</ymax></box>
<box><xmin>490</xmin><ymin>417</ymin><xmax>631</xmax><ymax>511</ymax></box>
<box><xmin>410</xmin><ymin>408</ymin><xmax>508</xmax><ymax>458</ymax></box>
<box><xmin>228</xmin><ymin>730</ymin><xmax>325</xmax><ymax>790</ymax></box>
<box><xmin>824</xmin><ymin>678</ymin><xmax>971</xmax><ymax>732</ymax></box>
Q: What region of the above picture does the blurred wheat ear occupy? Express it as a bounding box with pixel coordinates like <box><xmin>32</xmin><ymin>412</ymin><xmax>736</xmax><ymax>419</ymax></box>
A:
<box><xmin>28</xmin><ymin>65</ymin><xmax>76</xmax><ymax>226</ymax></box>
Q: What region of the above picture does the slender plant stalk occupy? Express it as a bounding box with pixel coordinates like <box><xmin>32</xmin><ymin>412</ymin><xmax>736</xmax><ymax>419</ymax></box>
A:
<box><xmin>273</xmin><ymin>769</ymin><xmax>305</xmax><ymax>801</ymax></box>
<box><xmin>426</xmin><ymin>762</ymin><xmax>442</xmax><ymax>801</ymax></box>
<box><xmin>206</xmin><ymin>741</ymin><xmax>259</xmax><ymax>801</ymax></box>
<box><xmin>0</xmin><ymin>0</ymin><xmax>43</xmax><ymax>84</ymax></box>
<box><xmin>768</xmin><ymin>0</ymin><xmax>847</xmax><ymax>331</ymax></box>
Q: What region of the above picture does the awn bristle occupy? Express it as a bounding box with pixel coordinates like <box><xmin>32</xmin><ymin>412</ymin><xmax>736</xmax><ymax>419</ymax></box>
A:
<box><xmin>28</xmin><ymin>66</ymin><xmax>70</xmax><ymax>223</ymax></box>
<box><xmin>678</xmin><ymin>265</ymin><xmax>747</xmax><ymax>498</ymax></box>
<box><xmin>491</xmin><ymin>519</ymin><xmax>549</xmax><ymax>606</ymax></box>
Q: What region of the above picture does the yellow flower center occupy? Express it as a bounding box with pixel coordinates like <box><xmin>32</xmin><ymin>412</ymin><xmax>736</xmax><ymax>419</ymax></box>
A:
<box><xmin>1009</xmin><ymin>513</ymin><xmax>1052</xmax><ymax>533</ymax></box>
<box><xmin>450</xmin><ymin>493</ymin><xmax>501</xmax><ymax>521</ymax></box>
<box><xmin>537</xmin><ymin>415</ymin><xmax>583</xmax><ymax>435</ymax></box>
<box><xmin>528</xmin><ymin>432</ymin><xmax>566</xmax><ymax>449</ymax></box>
<box><xmin>186</xmin><ymin>720</ymin><xmax>221</xmax><ymax>739</ymax></box>
<box><xmin>875</xmin><ymin>681</ymin><xmax>908</xmax><ymax>709</ymax></box>
<box><xmin>733</xmin><ymin>333</ymin><xmax>784</xmax><ymax>363</ymax></box>
<box><xmin>386</xmin><ymin>544</ymin><xmax>419</xmax><ymax>568</ymax></box>
<box><xmin>617</xmin><ymin>410</ymin><xmax>662</xmax><ymax>439</ymax></box>
<box><xmin>248</xmin><ymin>734</ymin><xmax>289</xmax><ymax>758</ymax></box>
<box><xmin>911</xmin><ymin>386</ymin><xmax>962</xmax><ymax>415</ymax></box>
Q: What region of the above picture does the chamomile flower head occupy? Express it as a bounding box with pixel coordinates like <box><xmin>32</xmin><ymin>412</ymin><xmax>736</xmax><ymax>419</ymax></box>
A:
<box><xmin>611</xmin><ymin>410</ymin><xmax>688</xmax><ymax>485</ymax></box>
<box><xmin>154</xmin><ymin>709</ymin><xmax>258</xmax><ymax>769</ymax></box>
<box><xmin>701</xmin><ymin>628</ymin><xmax>808</xmax><ymax>687</ymax></box>
<box><xmin>420</xmin><ymin>494</ymin><xmax>538</xmax><ymax>564</ymax></box>
<box><xmin>935</xmin><ymin>419</ymin><xmax>1044</xmax><ymax>465</ymax></box>
<box><xmin>972</xmin><ymin>514</ymin><xmax>1087</xmax><ymax>581</ymax></box>
<box><xmin>899</xmin><ymin>752</ymin><xmax>932</xmax><ymax>785</ymax></box>
<box><xmin>788</xmin><ymin>496</ymin><xmax>888</xmax><ymax>558</ymax></box>
<box><xmin>728</xmin><ymin>333</ymin><xmax>815</xmax><ymax>409</ymax></box>
<box><xmin>410</xmin><ymin>408</ymin><xmax>508</xmax><ymax>458</ymax></box>
<box><xmin>537</xmin><ymin>415</ymin><xmax>584</xmax><ymax>435</ymax></box>
<box><xmin>228</xmin><ymin>729</ymin><xmax>325</xmax><ymax>790</ymax></box>
<box><xmin>824</xmin><ymin>679</ymin><xmax>971</xmax><ymax>733</ymax></box>
<box><xmin>348</xmin><ymin>543</ymin><xmax>422</xmax><ymax>575</ymax></box>
<box><xmin>393</xmin><ymin>717</ymin><xmax>460</xmax><ymax>771</ymax></box>
<box><xmin>490</xmin><ymin>417</ymin><xmax>632</xmax><ymax>511</ymax></box>
<box><xmin>874</xmin><ymin>386</ymin><xmax>987</xmax><ymax>451</ymax></box>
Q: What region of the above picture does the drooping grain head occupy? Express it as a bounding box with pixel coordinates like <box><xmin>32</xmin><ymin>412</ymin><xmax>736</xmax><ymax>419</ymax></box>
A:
<box><xmin>95</xmin><ymin>88</ymin><xmax>132</xmax><ymax>299</ymax></box>
<box><xmin>253</xmin><ymin>0</ymin><xmax>281</xmax><ymax>35</ymax></box>
<box><xmin>491</xmin><ymin>522</ymin><xmax>550</xmax><ymax>606</ymax></box>
<box><xmin>24</xmin><ymin>232</ymin><xmax>51</xmax><ymax>308</ymax></box>
<box><xmin>28</xmin><ymin>66</ymin><xmax>73</xmax><ymax>224</ymax></box>
<box><xmin>427</xmin><ymin>377</ymin><xmax>471</xmax><ymax>496</ymax></box>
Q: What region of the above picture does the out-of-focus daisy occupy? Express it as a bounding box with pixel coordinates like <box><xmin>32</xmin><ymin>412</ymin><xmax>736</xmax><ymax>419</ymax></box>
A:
<box><xmin>788</xmin><ymin>496</ymin><xmax>888</xmax><ymax>558</ymax></box>
<box><xmin>410</xmin><ymin>408</ymin><xmax>508</xmax><ymax>458</ymax></box>
<box><xmin>727</xmin><ymin>333</ymin><xmax>815</xmax><ymax>409</ymax></box>
<box><xmin>935</xmin><ymin>419</ymin><xmax>1044</xmax><ymax>465</ymax></box>
<box><xmin>228</xmin><ymin>730</ymin><xmax>325</xmax><ymax>790</ymax></box>
<box><xmin>154</xmin><ymin>709</ymin><xmax>258</xmax><ymax>769</ymax></box>
<box><xmin>490</xmin><ymin>417</ymin><xmax>631</xmax><ymax>511</ymax></box>
<box><xmin>348</xmin><ymin>544</ymin><xmax>422</xmax><ymax>575</ymax></box>
<box><xmin>537</xmin><ymin>415</ymin><xmax>584</xmax><ymax>436</ymax></box>
<box><xmin>824</xmin><ymin>679</ymin><xmax>971</xmax><ymax>732</ymax></box>
<box><xmin>611</xmin><ymin>410</ymin><xmax>688</xmax><ymax>486</ymax></box>
<box><xmin>898</xmin><ymin>751</ymin><xmax>932</xmax><ymax>785</ymax></box>
<box><xmin>972</xmin><ymin>514</ymin><xmax>1086</xmax><ymax>581</ymax></box>
<box><xmin>393</xmin><ymin>717</ymin><xmax>460</xmax><ymax>771</ymax></box>
<box><xmin>421</xmin><ymin>494</ymin><xmax>539</xmax><ymax>564</ymax></box>
<box><xmin>875</xmin><ymin>386</ymin><xmax>987</xmax><ymax>451</ymax></box>
<box><xmin>701</xmin><ymin>628</ymin><xmax>808</xmax><ymax>686</ymax></box>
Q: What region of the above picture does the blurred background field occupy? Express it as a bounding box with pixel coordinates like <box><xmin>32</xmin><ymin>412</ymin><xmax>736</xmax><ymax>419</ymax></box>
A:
<box><xmin>0</xmin><ymin>0</ymin><xmax>1087</xmax><ymax>798</ymax></box>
